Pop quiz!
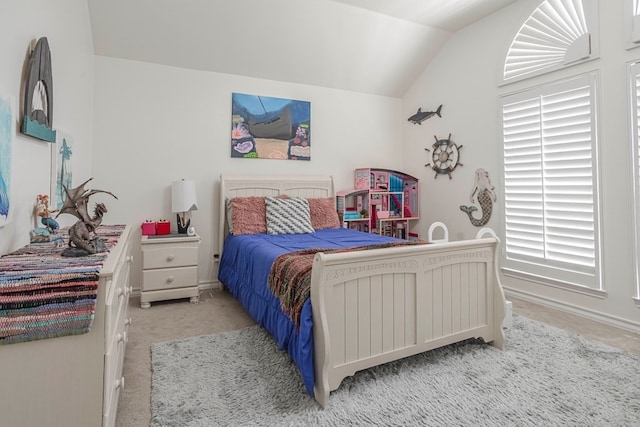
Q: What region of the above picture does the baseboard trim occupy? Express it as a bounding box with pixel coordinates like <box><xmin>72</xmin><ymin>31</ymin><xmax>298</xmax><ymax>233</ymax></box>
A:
<box><xmin>504</xmin><ymin>287</ymin><xmax>640</xmax><ymax>334</ymax></box>
<box><xmin>198</xmin><ymin>280</ymin><xmax>222</xmax><ymax>291</ymax></box>
<box><xmin>130</xmin><ymin>280</ymin><xmax>222</xmax><ymax>298</ymax></box>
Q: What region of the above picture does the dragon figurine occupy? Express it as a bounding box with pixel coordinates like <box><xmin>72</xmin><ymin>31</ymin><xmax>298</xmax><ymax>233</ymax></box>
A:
<box><xmin>55</xmin><ymin>177</ymin><xmax>117</xmax><ymax>256</ymax></box>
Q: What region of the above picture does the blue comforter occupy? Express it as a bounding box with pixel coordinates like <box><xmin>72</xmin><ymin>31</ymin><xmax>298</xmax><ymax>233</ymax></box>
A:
<box><xmin>217</xmin><ymin>228</ymin><xmax>399</xmax><ymax>395</ymax></box>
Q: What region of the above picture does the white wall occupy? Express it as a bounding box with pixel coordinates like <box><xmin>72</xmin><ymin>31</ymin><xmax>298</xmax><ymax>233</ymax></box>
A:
<box><xmin>92</xmin><ymin>56</ymin><xmax>403</xmax><ymax>289</ymax></box>
<box><xmin>0</xmin><ymin>0</ymin><xmax>95</xmax><ymax>255</ymax></box>
<box><xmin>403</xmin><ymin>0</ymin><xmax>640</xmax><ymax>331</ymax></box>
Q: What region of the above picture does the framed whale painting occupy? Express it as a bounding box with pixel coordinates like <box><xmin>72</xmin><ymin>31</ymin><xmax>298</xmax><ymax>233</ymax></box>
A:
<box><xmin>231</xmin><ymin>93</ymin><xmax>310</xmax><ymax>160</ymax></box>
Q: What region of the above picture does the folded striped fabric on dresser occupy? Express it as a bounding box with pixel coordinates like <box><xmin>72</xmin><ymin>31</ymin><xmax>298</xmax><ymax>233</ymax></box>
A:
<box><xmin>0</xmin><ymin>224</ymin><xmax>125</xmax><ymax>345</ymax></box>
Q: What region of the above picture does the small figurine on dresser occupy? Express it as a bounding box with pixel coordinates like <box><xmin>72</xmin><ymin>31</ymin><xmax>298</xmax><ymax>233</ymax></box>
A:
<box><xmin>55</xmin><ymin>177</ymin><xmax>117</xmax><ymax>256</ymax></box>
<box><xmin>36</xmin><ymin>194</ymin><xmax>58</xmax><ymax>231</ymax></box>
<box><xmin>30</xmin><ymin>194</ymin><xmax>61</xmax><ymax>244</ymax></box>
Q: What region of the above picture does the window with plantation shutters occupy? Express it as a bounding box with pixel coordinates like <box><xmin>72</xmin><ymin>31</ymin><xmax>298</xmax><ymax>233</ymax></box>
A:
<box><xmin>500</xmin><ymin>73</ymin><xmax>601</xmax><ymax>290</ymax></box>
<box><xmin>629</xmin><ymin>61</ymin><xmax>640</xmax><ymax>299</ymax></box>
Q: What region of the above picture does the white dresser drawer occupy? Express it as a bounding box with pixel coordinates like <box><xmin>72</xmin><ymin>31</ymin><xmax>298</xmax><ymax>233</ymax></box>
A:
<box><xmin>104</xmin><ymin>297</ymin><xmax>129</xmax><ymax>425</ymax></box>
<box><xmin>143</xmin><ymin>246</ymin><xmax>198</xmax><ymax>269</ymax></box>
<box><xmin>103</xmin><ymin>342</ymin><xmax>126</xmax><ymax>427</ymax></box>
<box><xmin>105</xmin><ymin>279</ymin><xmax>130</xmax><ymax>348</ymax></box>
<box><xmin>103</xmin><ymin>376</ymin><xmax>123</xmax><ymax>427</ymax></box>
<box><xmin>143</xmin><ymin>266</ymin><xmax>197</xmax><ymax>291</ymax></box>
<box><xmin>104</xmin><ymin>325</ymin><xmax>127</xmax><ymax>393</ymax></box>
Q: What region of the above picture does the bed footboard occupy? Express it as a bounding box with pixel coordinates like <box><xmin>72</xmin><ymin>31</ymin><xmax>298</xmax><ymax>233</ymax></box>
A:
<box><xmin>310</xmin><ymin>235</ymin><xmax>506</xmax><ymax>408</ymax></box>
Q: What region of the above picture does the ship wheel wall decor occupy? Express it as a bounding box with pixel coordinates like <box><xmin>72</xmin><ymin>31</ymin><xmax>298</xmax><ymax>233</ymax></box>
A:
<box><xmin>425</xmin><ymin>133</ymin><xmax>463</xmax><ymax>179</ymax></box>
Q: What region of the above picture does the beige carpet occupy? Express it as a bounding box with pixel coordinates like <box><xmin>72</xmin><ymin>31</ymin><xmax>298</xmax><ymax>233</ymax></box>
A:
<box><xmin>116</xmin><ymin>289</ymin><xmax>640</xmax><ymax>427</ymax></box>
<box><xmin>116</xmin><ymin>289</ymin><xmax>255</xmax><ymax>427</ymax></box>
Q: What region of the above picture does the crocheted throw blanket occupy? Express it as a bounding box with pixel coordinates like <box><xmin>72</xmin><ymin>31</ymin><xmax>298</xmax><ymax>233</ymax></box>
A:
<box><xmin>0</xmin><ymin>225</ymin><xmax>125</xmax><ymax>345</ymax></box>
<box><xmin>268</xmin><ymin>240</ymin><xmax>427</xmax><ymax>328</ymax></box>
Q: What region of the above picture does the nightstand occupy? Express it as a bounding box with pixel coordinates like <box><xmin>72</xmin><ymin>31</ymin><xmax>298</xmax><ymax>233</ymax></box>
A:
<box><xmin>140</xmin><ymin>234</ymin><xmax>200</xmax><ymax>308</ymax></box>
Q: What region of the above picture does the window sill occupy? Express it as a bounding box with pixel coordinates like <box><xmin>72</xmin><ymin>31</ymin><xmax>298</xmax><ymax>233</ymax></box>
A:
<box><xmin>501</xmin><ymin>267</ymin><xmax>607</xmax><ymax>299</ymax></box>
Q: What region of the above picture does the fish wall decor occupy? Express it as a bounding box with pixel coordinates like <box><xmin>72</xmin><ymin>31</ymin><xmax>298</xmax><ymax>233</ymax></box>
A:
<box><xmin>407</xmin><ymin>105</ymin><xmax>442</xmax><ymax>124</ymax></box>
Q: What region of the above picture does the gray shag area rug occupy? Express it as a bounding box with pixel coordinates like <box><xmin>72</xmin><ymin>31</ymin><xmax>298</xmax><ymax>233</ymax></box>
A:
<box><xmin>151</xmin><ymin>315</ymin><xmax>640</xmax><ymax>426</ymax></box>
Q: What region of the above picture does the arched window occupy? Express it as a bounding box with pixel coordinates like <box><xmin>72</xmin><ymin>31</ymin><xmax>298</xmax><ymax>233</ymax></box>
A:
<box><xmin>500</xmin><ymin>1</ymin><xmax>602</xmax><ymax>292</ymax></box>
<box><xmin>503</xmin><ymin>0</ymin><xmax>598</xmax><ymax>83</ymax></box>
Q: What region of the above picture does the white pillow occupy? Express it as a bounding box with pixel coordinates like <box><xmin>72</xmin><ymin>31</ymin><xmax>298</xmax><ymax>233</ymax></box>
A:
<box><xmin>265</xmin><ymin>196</ymin><xmax>314</xmax><ymax>235</ymax></box>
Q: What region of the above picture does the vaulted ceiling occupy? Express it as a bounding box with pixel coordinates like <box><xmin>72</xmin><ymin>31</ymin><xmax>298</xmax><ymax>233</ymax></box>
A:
<box><xmin>88</xmin><ymin>0</ymin><xmax>517</xmax><ymax>97</ymax></box>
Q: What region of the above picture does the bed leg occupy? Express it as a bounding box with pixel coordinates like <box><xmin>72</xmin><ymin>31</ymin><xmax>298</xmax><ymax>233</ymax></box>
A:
<box><xmin>314</xmin><ymin>384</ymin><xmax>329</xmax><ymax>409</ymax></box>
<box><xmin>491</xmin><ymin>286</ymin><xmax>507</xmax><ymax>350</ymax></box>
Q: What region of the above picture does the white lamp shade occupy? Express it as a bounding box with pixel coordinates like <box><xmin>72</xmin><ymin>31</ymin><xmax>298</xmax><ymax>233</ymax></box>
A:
<box><xmin>171</xmin><ymin>180</ymin><xmax>198</xmax><ymax>213</ymax></box>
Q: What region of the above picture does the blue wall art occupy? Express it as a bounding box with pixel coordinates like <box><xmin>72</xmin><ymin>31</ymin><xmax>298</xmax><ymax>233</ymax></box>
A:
<box><xmin>0</xmin><ymin>95</ymin><xmax>15</xmax><ymax>227</ymax></box>
<box><xmin>52</xmin><ymin>130</ymin><xmax>73</xmax><ymax>211</ymax></box>
<box><xmin>231</xmin><ymin>93</ymin><xmax>310</xmax><ymax>160</ymax></box>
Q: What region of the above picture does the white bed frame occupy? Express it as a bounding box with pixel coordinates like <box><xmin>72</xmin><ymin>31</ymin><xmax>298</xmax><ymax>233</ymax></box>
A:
<box><xmin>218</xmin><ymin>174</ymin><xmax>506</xmax><ymax>408</ymax></box>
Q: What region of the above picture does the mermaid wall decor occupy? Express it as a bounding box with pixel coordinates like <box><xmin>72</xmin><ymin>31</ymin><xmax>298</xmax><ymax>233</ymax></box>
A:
<box><xmin>460</xmin><ymin>168</ymin><xmax>496</xmax><ymax>227</ymax></box>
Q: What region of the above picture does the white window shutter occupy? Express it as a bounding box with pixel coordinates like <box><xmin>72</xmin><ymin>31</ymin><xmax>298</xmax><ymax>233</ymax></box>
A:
<box><xmin>540</xmin><ymin>84</ymin><xmax>595</xmax><ymax>267</ymax></box>
<box><xmin>629</xmin><ymin>62</ymin><xmax>640</xmax><ymax>297</ymax></box>
<box><xmin>503</xmin><ymin>97</ymin><xmax>544</xmax><ymax>260</ymax></box>
<box><xmin>504</xmin><ymin>0</ymin><xmax>593</xmax><ymax>82</ymax></box>
<box><xmin>501</xmin><ymin>73</ymin><xmax>600</xmax><ymax>289</ymax></box>
<box><xmin>635</xmin><ymin>67</ymin><xmax>640</xmax><ymax>193</ymax></box>
<box><xmin>564</xmin><ymin>33</ymin><xmax>591</xmax><ymax>64</ymax></box>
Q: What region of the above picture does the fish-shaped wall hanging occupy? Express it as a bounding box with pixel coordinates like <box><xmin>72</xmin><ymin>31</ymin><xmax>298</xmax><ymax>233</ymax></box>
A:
<box><xmin>407</xmin><ymin>105</ymin><xmax>442</xmax><ymax>125</ymax></box>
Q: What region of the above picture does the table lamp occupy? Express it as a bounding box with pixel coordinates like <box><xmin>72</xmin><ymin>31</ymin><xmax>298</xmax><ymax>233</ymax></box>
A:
<box><xmin>171</xmin><ymin>179</ymin><xmax>198</xmax><ymax>234</ymax></box>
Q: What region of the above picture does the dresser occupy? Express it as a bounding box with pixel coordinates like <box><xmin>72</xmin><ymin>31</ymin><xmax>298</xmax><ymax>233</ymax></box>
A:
<box><xmin>140</xmin><ymin>234</ymin><xmax>200</xmax><ymax>308</ymax></box>
<box><xmin>0</xmin><ymin>224</ymin><xmax>133</xmax><ymax>427</ymax></box>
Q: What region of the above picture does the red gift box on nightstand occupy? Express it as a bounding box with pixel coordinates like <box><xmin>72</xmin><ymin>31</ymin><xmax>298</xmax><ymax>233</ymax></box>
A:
<box><xmin>141</xmin><ymin>221</ymin><xmax>156</xmax><ymax>236</ymax></box>
<box><xmin>156</xmin><ymin>220</ymin><xmax>171</xmax><ymax>235</ymax></box>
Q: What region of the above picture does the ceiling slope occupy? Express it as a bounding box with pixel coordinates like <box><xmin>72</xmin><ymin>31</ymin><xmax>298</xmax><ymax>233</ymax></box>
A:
<box><xmin>88</xmin><ymin>0</ymin><xmax>515</xmax><ymax>97</ymax></box>
<box><xmin>330</xmin><ymin>0</ymin><xmax>517</xmax><ymax>32</ymax></box>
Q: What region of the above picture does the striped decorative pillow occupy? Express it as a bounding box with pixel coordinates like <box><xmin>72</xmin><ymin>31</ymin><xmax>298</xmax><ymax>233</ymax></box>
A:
<box><xmin>265</xmin><ymin>196</ymin><xmax>315</xmax><ymax>235</ymax></box>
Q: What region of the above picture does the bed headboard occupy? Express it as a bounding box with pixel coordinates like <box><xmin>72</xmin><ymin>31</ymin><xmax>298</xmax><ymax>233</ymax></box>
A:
<box><xmin>218</xmin><ymin>174</ymin><xmax>335</xmax><ymax>256</ymax></box>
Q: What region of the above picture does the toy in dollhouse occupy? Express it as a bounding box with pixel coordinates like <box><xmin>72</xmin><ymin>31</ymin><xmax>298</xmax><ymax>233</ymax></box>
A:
<box><xmin>376</xmin><ymin>173</ymin><xmax>388</xmax><ymax>190</ymax></box>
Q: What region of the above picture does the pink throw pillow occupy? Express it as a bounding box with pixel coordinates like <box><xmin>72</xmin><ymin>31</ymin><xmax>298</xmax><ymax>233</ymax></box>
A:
<box><xmin>230</xmin><ymin>196</ymin><xmax>267</xmax><ymax>235</ymax></box>
<box><xmin>308</xmin><ymin>197</ymin><xmax>340</xmax><ymax>230</ymax></box>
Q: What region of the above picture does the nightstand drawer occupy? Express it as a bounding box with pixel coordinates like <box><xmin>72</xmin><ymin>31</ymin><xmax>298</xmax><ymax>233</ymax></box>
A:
<box><xmin>142</xmin><ymin>246</ymin><xmax>198</xmax><ymax>269</ymax></box>
<box><xmin>143</xmin><ymin>266</ymin><xmax>197</xmax><ymax>291</ymax></box>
